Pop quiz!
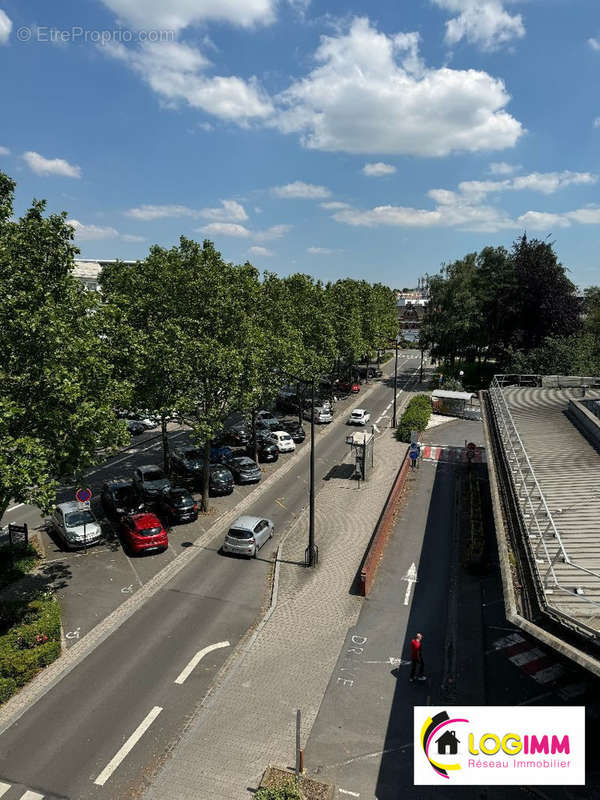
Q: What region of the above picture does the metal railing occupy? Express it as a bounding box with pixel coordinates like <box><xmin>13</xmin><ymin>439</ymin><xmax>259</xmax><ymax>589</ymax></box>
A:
<box><xmin>489</xmin><ymin>375</ymin><xmax>600</xmax><ymax>634</ymax></box>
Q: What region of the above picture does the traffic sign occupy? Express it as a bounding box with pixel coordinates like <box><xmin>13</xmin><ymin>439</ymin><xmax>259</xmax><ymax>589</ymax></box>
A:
<box><xmin>75</xmin><ymin>487</ymin><xmax>92</xmax><ymax>503</ymax></box>
<box><xmin>78</xmin><ymin>501</ymin><xmax>91</xmax><ymax>511</ymax></box>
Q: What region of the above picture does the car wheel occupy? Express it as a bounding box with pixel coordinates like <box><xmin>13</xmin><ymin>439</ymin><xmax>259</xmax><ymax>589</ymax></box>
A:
<box><xmin>269</xmin><ymin>528</ymin><xmax>273</xmax><ymax>539</ymax></box>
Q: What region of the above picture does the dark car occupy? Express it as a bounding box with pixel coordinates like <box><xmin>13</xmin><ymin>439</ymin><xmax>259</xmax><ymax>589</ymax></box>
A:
<box><xmin>126</xmin><ymin>419</ymin><xmax>146</xmax><ymax>436</ymax></box>
<box><xmin>171</xmin><ymin>446</ymin><xmax>234</xmax><ymax>493</ymax></box>
<box><xmin>215</xmin><ymin>419</ymin><xmax>251</xmax><ymax>446</ymax></box>
<box><xmin>223</xmin><ymin>455</ymin><xmax>262</xmax><ymax>484</ymax></box>
<box><xmin>101</xmin><ymin>479</ymin><xmax>145</xmax><ymax>517</ymax></box>
<box><xmin>246</xmin><ymin>432</ymin><xmax>279</xmax><ymax>463</ymax></box>
<box><xmin>158</xmin><ymin>487</ymin><xmax>198</xmax><ymax>524</ymax></box>
<box><xmin>279</xmin><ymin>420</ymin><xmax>306</xmax><ymax>443</ymax></box>
<box><xmin>133</xmin><ymin>464</ymin><xmax>171</xmax><ymax>502</ymax></box>
<box><xmin>276</xmin><ymin>392</ymin><xmax>300</xmax><ymax>414</ymax></box>
<box><xmin>255</xmin><ymin>410</ymin><xmax>281</xmax><ymax>429</ymax></box>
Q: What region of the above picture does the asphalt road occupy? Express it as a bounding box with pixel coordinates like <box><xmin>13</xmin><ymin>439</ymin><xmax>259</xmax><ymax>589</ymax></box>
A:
<box><xmin>0</xmin><ymin>352</ymin><xmax>424</xmax><ymax>800</ymax></box>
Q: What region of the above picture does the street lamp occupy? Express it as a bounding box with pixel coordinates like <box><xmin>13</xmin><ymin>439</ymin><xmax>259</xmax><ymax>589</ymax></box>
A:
<box><xmin>392</xmin><ymin>335</ymin><xmax>400</xmax><ymax>428</ymax></box>
<box><xmin>275</xmin><ymin>369</ymin><xmax>319</xmax><ymax>567</ymax></box>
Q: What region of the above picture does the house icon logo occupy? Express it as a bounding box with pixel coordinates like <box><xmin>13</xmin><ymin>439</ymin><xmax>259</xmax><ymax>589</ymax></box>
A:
<box><xmin>420</xmin><ymin>710</ymin><xmax>469</xmax><ymax>780</ymax></box>
<box><xmin>436</xmin><ymin>729</ymin><xmax>460</xmax><ymax>755</ymax></box>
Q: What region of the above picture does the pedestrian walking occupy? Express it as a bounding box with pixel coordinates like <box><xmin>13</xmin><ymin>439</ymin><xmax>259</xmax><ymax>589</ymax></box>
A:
<box><xmin>409</xmin><ymin>632</ymin><xmax>426</xmax><ymax>681</ymax></box>
<box><xmin>410</xmin><ymin>451</ymin><xmax>418</xmax><ymax>470</ymax></box>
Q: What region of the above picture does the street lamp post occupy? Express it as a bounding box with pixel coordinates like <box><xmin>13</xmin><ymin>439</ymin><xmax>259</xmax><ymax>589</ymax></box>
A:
<box><xmin>307</xmin><ymin>376</ymin><xmax>318</xmax><ymax>567</ymax></box>
<box><xmin>392</xmin><ymin>337</ymin><xmax>399</xmax><ymax>427</ymax></box>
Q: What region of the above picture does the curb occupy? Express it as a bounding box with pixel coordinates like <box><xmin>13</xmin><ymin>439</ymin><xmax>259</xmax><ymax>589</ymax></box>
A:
<box><xmin>0</xmin><ymin>364</ymin><xmax>401</xmax><ymax>734</ymax></box>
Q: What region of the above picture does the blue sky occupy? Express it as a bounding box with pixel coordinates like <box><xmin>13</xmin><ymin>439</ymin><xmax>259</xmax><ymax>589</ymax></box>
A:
<box><xmin>0</xmin><ymin>0</ymin><xmax>599</xmax><ymax>288</ymax></box>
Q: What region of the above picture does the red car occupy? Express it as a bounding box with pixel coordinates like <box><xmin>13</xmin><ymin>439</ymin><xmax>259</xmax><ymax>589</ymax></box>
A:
<box><xmin>338</xmin><ymin>380</ymin><xmax>361</xmax><ymax>394</ymax></box>
<box><xmin>120</xmin><ymin>512</ymin><xmax>168</xmax><ymax>554</ymax></box>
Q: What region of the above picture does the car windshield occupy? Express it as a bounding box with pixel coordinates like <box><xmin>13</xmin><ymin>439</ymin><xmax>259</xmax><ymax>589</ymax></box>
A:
<box><xmin>170</xmin><ymin>490</ymin><xmax>190</xmax><ymax>503</ymax></box>
<box><xmin>352</xmin><ymin>411</ymin><xmax>362</xmax><ymax>417</ymax></box>
<box><xmin>65</xmin><ymin>511</ymin><xmax>94</xmax><ymax>527</ymax></box>
<box><xmin>144</xmin><ymin>470</ymin><xmax>165</xmax><ymax>482</ymax></box>
<box><xmin>138</xmin><ymin>526</ymin><xmax>162</xmax><ymax>537</ymax></box>
<box><xmin>227</xmin><ymin>528</ymin><xmax>252</xmax><ymax>539</ymax></box>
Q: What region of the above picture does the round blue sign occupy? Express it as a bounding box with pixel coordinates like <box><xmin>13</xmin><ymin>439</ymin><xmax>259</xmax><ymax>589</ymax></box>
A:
<box><xmin>76</xmin><ymin>487</ymin><xmax>92</xmax><ymax>503</ymax></box>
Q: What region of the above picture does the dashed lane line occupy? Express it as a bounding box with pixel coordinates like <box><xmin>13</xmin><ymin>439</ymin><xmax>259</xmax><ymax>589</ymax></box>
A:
<box><xmin>94</xmin><ymin>705</ymin><xmax>163</xmax><ymax>786</ymax></box>
<box><xmin>0</xmin><ymin>783</ymin><xmax>10</xmax><ymax>798</ymax></box>
<box><xmin>174</xmin><ymin>641</ymin><xmax>231</xmax><ymax>685</ymax></box>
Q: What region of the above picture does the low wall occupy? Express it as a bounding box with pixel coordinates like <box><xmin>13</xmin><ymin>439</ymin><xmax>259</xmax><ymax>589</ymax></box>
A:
<box><xmin>359</xmin><ymin>449</ymin><xmax>410</xmax><ymax>596</ymax></box>
<box><xmin>567</xmin><ymin>397</ymin><xmax>600</xmax><ymax>449</ymax></box>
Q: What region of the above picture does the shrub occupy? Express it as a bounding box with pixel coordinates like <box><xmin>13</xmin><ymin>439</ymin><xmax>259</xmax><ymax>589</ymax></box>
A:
<box><xmin>0</xmin><ymin>594</ymin><xmax>62</xmax><ymax>705</ymax></box>
<box><xmin>396</xmin><ymin>394</ymin><xmax>432</xmax><ymax>443</ymax></box>
<box><xmin>255</xmin><ymin>779</ymin><xmax>303</xmax><ymax>800</ymax></box>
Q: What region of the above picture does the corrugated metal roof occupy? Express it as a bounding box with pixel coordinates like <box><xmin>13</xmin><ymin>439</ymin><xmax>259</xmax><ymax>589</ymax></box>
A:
<box><xmin>431</xmin><ymin>390</ymin><xmax>475</xmax><ymax>401</ymax></box>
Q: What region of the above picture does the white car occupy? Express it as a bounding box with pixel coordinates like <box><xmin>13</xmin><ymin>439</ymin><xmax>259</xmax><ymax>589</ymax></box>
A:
<box><xmin>50</xmin><ymin>501</ymin><xmax>102</xmax><ymax>549</ymax></box>
<box><xmin>348</xmin><ymin>408</ymin><xmax>371</xmax><ymax>426</ymax></box>
<box><xmin>270</xmin><ymin>430</ymin><xmax>296</xmax><ymax>452</ymax></box>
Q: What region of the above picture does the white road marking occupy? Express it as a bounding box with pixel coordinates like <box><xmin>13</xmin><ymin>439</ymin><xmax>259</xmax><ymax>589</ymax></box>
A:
<box><xmin>20</xmin><ymin>792</ymin><xmax>45</xmax><ymax>800</ymax></box>
<box><xmin>339</xmin><ymin>790</ymin><xmax>360</xmax><ymax>797</ymax></box>
<box><xmin>94</xmin><ymin>705</ymin><xmax>163</xmax><ymax>786</ymax></box>
<box><xmin>174</xmin><ymin>641</ymin><xmax>230</xmax><ymax>685</ymax></box>
<box><xmin>509</xmin><ymin>647</ymin><xmax>545</xmax><ymax>667</ymax></box>
<box><xmin>6</xmin><ymin>503</ymin><xmax>24</xmax><ymax>512</ymax></box>
<box><xmin>486</xmin><ymin>632</ymin><xmax>525</xmax><ymax>653</ymax></box>
<box><xmin>364</xmin><ymin>657</ymin><xmax>410</xmax><ymax>666</ymax></box>
<box><xmin>0</xmin><ymin>783</ymin><xmax>10</xmax><ymax>798</ymax></box>
<box><xmin>532</xmin><ymin>663</ymin><xmax>566</xmax><ymax>684</ymax></box>
<box><xmin>402</xmin><ymin>562</ymin><xmax>418</xmax><ymax>606</ymax></box>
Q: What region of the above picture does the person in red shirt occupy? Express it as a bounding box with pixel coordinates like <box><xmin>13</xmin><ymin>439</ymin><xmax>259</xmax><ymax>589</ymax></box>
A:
<box><xmin>409</xmin><ymin>632</ymin><xmax>426</xmax><ymax>681</ymax></box>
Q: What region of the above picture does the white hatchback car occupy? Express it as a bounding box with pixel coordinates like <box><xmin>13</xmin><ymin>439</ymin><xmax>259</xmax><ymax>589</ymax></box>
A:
<box><xmin>50</xmin><ymin>501</ymin><xmax>102</xmax><ymax>549</ymax></box>
<box><xmin>347</xmin><ymin>408</ymin><xmax>371</xmax><ymax>426</ymax></box>
<box><xmin>222</xmin><ymin>515</ymin><xmax>274</xmax><ymax>558</ymax></box>
<box><xmin>270</xmin><ymin>430</ymin><xmax>296</xmax><ymax>452</ymax></box>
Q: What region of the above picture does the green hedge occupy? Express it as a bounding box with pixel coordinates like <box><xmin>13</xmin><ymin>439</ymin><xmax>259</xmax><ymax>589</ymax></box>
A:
<box><xmin>255</xmin><ymin>780</ymin><xmax>303</xmax><ymax>800</ymax></box>
<box><xmin>396</xmin><ymin>394</ymin><xmax>432</xmax><ymax>443</ymax></box>
<box><xmin>0</xmin><ymin>594</ymin><xmax>62</xmax><ymax>704</ymax></box>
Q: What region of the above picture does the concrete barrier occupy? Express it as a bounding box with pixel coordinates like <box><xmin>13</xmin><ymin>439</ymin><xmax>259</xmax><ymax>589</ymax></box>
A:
<box><xmin>359</xmin><ymin>447</ymin><xmax>410</xmax><ymax>596</ymax></box>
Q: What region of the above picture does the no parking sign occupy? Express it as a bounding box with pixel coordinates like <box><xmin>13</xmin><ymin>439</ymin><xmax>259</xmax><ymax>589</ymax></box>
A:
<box><xmin>75</xmin><ymin>487</ymin><xmax>92</xmax><ymax>510</ymax></box>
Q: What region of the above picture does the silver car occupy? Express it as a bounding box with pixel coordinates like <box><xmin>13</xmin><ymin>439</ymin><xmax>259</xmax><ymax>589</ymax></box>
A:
<box><xmin>50</xmin><ymin>501</ymin><xmax>102</xmax><ymax>549</ymax></box>
<box><xmin>222</xmin><ymin>515</ymin><xmax>274</xmax><ymax>558</ymax></box>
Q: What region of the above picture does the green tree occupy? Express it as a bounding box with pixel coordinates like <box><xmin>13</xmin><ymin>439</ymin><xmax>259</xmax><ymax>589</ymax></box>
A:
<box><xmin>0</xmin><ymin>172</ymin><xmax>128</xmax><ymax>520</ymax></box>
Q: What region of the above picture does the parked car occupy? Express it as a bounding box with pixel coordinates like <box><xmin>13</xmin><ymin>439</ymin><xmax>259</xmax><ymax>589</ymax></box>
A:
<box><xmin>270</xmin><ymin>431</ymin><xmax>296</xmax><ymax>453</ymax></box>
<box><xmin>279</xmin><ymin>420</ymin><xmax>306</xmax><ymax>443</ymax></box>
<box><xmin>246</xmin><ymin>433</ymin><xmax>279</xmax><ymax>463</ymax></box>
<box><xmin>215</xmin><ymin>416</ymin><xmax>251</xmax><ymax>446</ymax></box>
<box><xmin>50</xmin><ymin>502</ymin><xmax>102</xmax><ymax>550</ymax></box>
<box><xmin>170</xmin><ymin>447</ymin><xmax>234</xmax><ymax>493</ymax></box>
<box><xmin>126</xmin><ymin>419</ymin><xmax>146</xmax><ymax>436</ymax></box>
<box><xmin>158</xmin><ymin>487</ymin><xmax>198</xmax><ymax>524</ymax></box>
<box><xmin>303</xmin><ymin>405</ymin><xmax>333</xmax><ymax>424</ymax></box>
<box><xmin>255</xmin><ymin>410</ymin><xmax>281</xmax><ymax>429</ymax></box>
<box><xmin>119</xmin><ymin>512</ymin><xmax>168</xmax><ymax>554</ymax></box>
<box><xmin>347</xmin><ymin>408</ymin><xmax>371</xmax><ymax>426</ymax></box>
<box><xmin>133</xmin><ymin>464</ymin><xmax>171</xmax><ymax>501</ymax></box>
<box><xmin>101</xmin><ymin>479</ymin><xmax>145</xmax><ymax>517</ymax></box>
<box><xmin>337</xmin><ymin>380</ymin><xmax>360</xmax><ymax>394</ymax></box>
<box><xmin>276</xmin><ymin>392</ymin><xmax>300</xmax><ymax>414</ymax></box>
<box><xmin>222</xmin><ymin>515</ymin><xmax>274</xmax><ymax>558</ymax></box>
<box><xmin>223</xmin><ymin>455</ymin><xmax>262</xmax><ymax>484</ymax></box>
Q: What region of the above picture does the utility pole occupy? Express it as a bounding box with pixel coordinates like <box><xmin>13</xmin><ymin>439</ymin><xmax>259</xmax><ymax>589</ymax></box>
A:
<box><xmin>392</xmin><ymin>336</ymin><xmax>399</xmax><ymax>427</ymax></box>
<box><xmin>419</xmin><ymin>347</ymin><xmax>424</xmax><ymax>384</ymax></box>
<box><xmin>307</xmin><ymin>376</ymin><xmax>318</xmax><ymax>567</ymax></box>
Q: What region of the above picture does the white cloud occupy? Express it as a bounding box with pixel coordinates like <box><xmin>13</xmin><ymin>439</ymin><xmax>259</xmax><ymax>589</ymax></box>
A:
<box><xmin>199</xmin><ymin>199</ymin><xmax>248</xmax><ymax>221</ymax></box>
<box><xmin>565</xmin><ymin>207</ymin><xmax>600</xmax><ymax>225</ymax></box>
<box><xmin>199</xmin><ymin>222</ymin><xmax>251</xmax><ymax>237</ymax></box>
<box><xmin>307</xmin><ymin>246</ymin><xmax>338</xmax><ymax>254</ymax></box>
<box><xmin>457</xmin><ymin>170</ymin><xmax>597</xmax><ymax>200</ymax></box>
<box><xmin>103</xmin><ymin>40</ymin><xmax>273</xmax><ymax>124</ymax></box>
<box><xmin>68</xmin><ymin>220</ymin><xmax>118</xmax><ymax>240</ymax></box>
<box><xmin>100</xmin><ymin>0</ymin><xmax>277</xmax><ymax>31</ymax></box>
<box><xmin>125</xmin><ymin>204</ymin><xmax>201</xmax><ymax>220</ymax></box>
<box><xmin>248</xmin><ymin>245</ymin><xmax>273</xmax><ymax>257</ymax></box>
<box><xmin>432</xmin><ymin>0</ymin><xmax>525</xmax><ymax>51</ymax></box>
<box><xmin>273</xmin><ymin>17</ymin><xmax>523</xmax><ymax>156</ymax></box>
<box><xmin>489</xmin><ymin>161</ymin><xmax>518</xmax><ymax>175</ymax></box>
<box><xmin>588</xmin><ymin>37</ymin><xmax>600</xmax><ymax>51</ymax></box>
<box><xmin>0</xmin><ymin>9</ymin><xmax>12</xmax><ymax>44</ymax></box>
<box><xmin>516</xmin><ymin>211</ymin><xmax>571</xmax><ymax>230</ymax></box>
<box><xmin>121</xmin><ymin>233</ymin><xmax>147</xmax><ymax>242</ymax></box>
<box><xmin>0</xmin><ymin>145</ymin><xmax>10</xmax><ymax>156</ymax></box>
<box><xmin>23</xmin><ymin>151</ymin><xmax>81</xmax><ymax>178</ymax></box>
<box><xmin>320</xmin><ymin>201</ymin><xmax>351</xmax><ymax>210</ymax></box>
<box><xmin>362</xmin><ymin>162</ymin><xmax>397</xmax><ymax>177</ymax></box>
<box><xmin>254</xmin><ymin>224</ymin><xmax>292</xmax><ymax>241</ymax></box>
<box><xmin>272</xmin><ymin>181</ymin><xmax>331</xmax><ymax>199</ymax></box>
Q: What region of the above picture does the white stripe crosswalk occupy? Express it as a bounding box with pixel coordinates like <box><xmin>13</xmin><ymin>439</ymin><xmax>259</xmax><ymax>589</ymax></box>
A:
<box><xmin>0</xmin><ymin>786</ymin><xmax>45</xmax><ymax>800</ymax></box>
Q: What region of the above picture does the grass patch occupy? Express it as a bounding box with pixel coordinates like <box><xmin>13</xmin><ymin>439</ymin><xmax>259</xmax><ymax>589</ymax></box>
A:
<box><xmin>0</xmin><ymin>542</ymin><xmax>41</xmax><ymax>592</ymax></box>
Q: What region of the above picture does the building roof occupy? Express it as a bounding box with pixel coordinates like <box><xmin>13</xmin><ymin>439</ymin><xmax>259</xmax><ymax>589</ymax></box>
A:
<box><xmin>431</xmin><ymin>390</ymin><xmax>475</xmax><ymax>401</ymax></box>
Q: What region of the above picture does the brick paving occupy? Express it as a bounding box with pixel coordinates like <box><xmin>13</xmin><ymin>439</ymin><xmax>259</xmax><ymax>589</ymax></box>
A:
<box><xmin>144</xmin><ymin>427</ymin><xmax>410</xmax><ymax>800</ymax></box>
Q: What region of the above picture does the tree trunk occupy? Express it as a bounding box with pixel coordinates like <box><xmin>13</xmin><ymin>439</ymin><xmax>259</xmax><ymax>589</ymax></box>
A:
<box><xmin>201</xmin><ymin>444</ymin><xmax>210</xmax><ymax>512</ymax></box>
<box><xmin>161</xmin><ymin>415</ymin><xmax>170</xmax><ymax>475</ymax></box>
<box><xmin>251</xmin><ymin>408</ymin><xmax>258</xmax><ymax>464</ymax></box>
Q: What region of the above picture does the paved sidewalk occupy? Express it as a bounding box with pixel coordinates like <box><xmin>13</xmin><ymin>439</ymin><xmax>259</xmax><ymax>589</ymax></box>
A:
<box><xmin>144</xmin><ymin>426</ymin><xmax>411</xmax><ymax>800</ymax></box>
